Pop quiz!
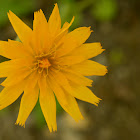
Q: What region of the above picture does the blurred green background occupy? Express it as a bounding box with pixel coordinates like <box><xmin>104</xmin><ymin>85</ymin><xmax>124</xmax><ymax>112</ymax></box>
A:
<box><xmin>0</xmin><ymin>0</ymin><xmax>140</xmax><ymax>139</ymax></box>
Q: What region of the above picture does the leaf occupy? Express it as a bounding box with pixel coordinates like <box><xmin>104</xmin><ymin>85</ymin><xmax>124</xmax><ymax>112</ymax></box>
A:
<box><xmin>91</xmin><ymin>0</ymin><xmax>118</xmax><ymax>21</ymax></box>
<box><xmin>59</xmin><ymin>1</ymin><xmax>83</xmax><ymax>29</ymax></box>
<box><xmin>0</xmin><ymin>0</ymin><xmax>35</xmax><ymax>27</ymax></box>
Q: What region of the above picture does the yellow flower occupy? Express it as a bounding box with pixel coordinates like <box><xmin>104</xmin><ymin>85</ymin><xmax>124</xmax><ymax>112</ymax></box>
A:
<box><xmin>0</xmin><ymin>4</ymin><xmax>107</xmax><ymax>132</ymax></box>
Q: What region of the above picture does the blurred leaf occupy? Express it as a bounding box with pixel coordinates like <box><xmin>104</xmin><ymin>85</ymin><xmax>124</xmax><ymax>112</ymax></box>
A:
<box><xmin>33</xmin><ymin>100</ymin><xmax>46</xmax><ymax>128</ymax></box>
<box><xmin>0</xmin><ymin>0</ymin><xmax>35</xmax><ymax>27</ymax></box>
<box><xmin>91</xmin><ymin>0</ymin><xmax>117</xmax><ymax>21</ymax></box>
<box><xmin>59</xmin><ymin>1</ymin><xmax>83</xmax><ymax>29</ymax></box>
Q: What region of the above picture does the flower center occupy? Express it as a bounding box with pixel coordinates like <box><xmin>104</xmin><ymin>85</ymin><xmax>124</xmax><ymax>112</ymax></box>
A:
<box><xmin>39</xmin><ymin>58</ymin><xmax>51</xmax><ymax>68</ymax></box>
<box><xmin>31</xmin><ymin>51</ymin><xmax>57</xmax><ymax>76</ymax></box>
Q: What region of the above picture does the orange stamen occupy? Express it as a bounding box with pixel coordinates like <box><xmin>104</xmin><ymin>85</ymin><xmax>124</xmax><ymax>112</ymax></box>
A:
<box><xmin>39</xmin><ymin>58</ymin><xmax>51</xmax><ymax>68</ymax></box>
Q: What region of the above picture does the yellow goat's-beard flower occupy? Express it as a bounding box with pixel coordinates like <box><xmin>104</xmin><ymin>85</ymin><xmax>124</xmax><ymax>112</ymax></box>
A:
<box><xmin>0</xmin><ymin>3</ymin><xmax>107</xmax><ymax>132</ymax></box>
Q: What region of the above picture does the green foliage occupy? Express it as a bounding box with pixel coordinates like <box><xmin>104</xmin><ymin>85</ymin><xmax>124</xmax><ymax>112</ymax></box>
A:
<box><xmin>58</xmin><ymin>0</ymin><xmax>118</xmax><ymax>25</ymax></box>
<box><xmin>0</xmin><ymin>0</ymin><xmax>35</xmax><ymax>27</ymax></box>
<box><xmin>91</xmin><ymin>0</ymin><xmax>117</xmax><ymax>21</ymax></box>
<box><xmin>59</xmin><ymin>0</ymin><xmax>83</xmax><ymax>29</ymax></box>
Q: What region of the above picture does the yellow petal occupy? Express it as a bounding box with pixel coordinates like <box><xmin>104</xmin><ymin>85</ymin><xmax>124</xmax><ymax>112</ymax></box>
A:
<box><xmin>7</xmin><ymin>11</ymin><xmax>32</xmax><ymax>43</ymax></box>
<box><xmin>0</xmin><ymin>60</ymin><xmax>17</xmax><ymax>78</ymax></box>
<box><xmin>70</xmin><ymin>43</ymin><xmax>104</xmax><ymax>59</ymax></box>
<box><xmin>0</xmin><ymin>80</ymin><xmax>25</xmax><ymax>110</ymax></box>
<box><xmin>70</xmin><ymin>60</ymin><xmax>107</xmax><ymax>76</ymax></box>
<box><xmin>8</xmin><ymin>39</ymin><xmax>33</xmax><ymax>57</ymax></box>
<box><xmin>50</xmin><ymin>69</ymin><xmax>100</xmax><ymax>106</ymax></box>
<box><xmin>51</xmin><ymin>70</ymin><xmax>100</xmax><ymax>106</ymax></box>
<box><xmin>1</xmin><ymin>68</ymin><xmax>31</xmax><ymax>87</ymax></box>
<box><xmin>33</xmin><ymin>10</ymin><xmax>51</xmax><ymax>54</ymax></box>
<box><xmin>58</xmin><ymin>91</ymin><xmax>83</xmax><ymax>122</ymax></box>
<box><xmin>58</xmin><ymin>55</ymin><xmax>85</xmax><ymax>66</ymax></box>
<box><xmin>62</xmin><ymin>69</ymin><xmax>93</xmax><ymax>87</ymax></box>
<box><xmin>24</xmin><ymin>71</ymin><xmax>39</xmax><ymax>90</ymax></box>
<box><xmin>48</xmin><ymin>72</ymin><xmax>68</xmax><ymax>105</ymax></box>
<box><xmin>0</xmin><ymin>58</ymin><xmax>33</xmax><ymax>78</ymax></box>
<box><xmin>48</xmin><ymin>74</ymin><xmax>83</xmax><ymax>121</ymax></box>
<box><xmin>60</xmin><ymin>16</ymin><xmax>74</xmax><ymax>33</ymax></box>
<box><xmin>53</xmin><ymin>20</ymin><xmax>72</xmax><ymax>48</ymax></box>
<box><xmin>50</xmin><ymin>70</ymin><xmax>76</xmax><ymax>100</ymax></box>
<box><xmin>56</xmin><ymin>27</ymin><xmax>91</xmax><ymax>58</ymax></box>
<box><xmin>38</xmin><ymin>74</ymin><xmax>57</xmax><ymax>132</ymax></box>
<box><xmin>50</xmin><ymin>69</ymin><xmax>73</xmax><ymax>92</ymax></box>
<box><xmin>57</xmin><ymin>42</ymin><xmax>104</xmax><ymax>66</ymax></box>
<box><xmin>48</xmin><ymin>3</ymin><xmax>61</xmax><ymax>38</ymax></box>
<box><xmin>33</xmin><ymin>9</ymin><xmax>48</xmax><ymax>31</ymax></box>
<box><xmin>0</xmin><ymin>40</ymin><xmax>30</xmax><ymax>59</ymax></box>
<box><xmin>62</xmin><ymin>22</ymin><xmax>70</xmax><ymax>30</ymax></box>
<box><xmin>70</xmin><ymin>82</ymin><xmax>101</xmax><ymax>106</ymax></box>
<box><xmin>54</xmin><ymin>16</ymin><xmax>75</xmax><ymax>44</ymax></box>
<box><xmin>16</xmin><ymin>85</ymin><xmax>39</xmax><ymax>127</ymax></box>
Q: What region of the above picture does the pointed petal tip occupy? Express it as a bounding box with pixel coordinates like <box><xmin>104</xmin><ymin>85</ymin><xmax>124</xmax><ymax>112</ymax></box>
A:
<box><xmin>7</xmin><ymin>12</ymin><xmax>10</xmax><ymax>18</ymax></box>
<box><xmin>34</xmin><ymin>9</ymin><xmax>43</xmax><ymax>12</ymax></box>
<box><xmin>49</xmin><ymin>128</ymin><xmax>53</xmax><ymax>133</ymax></box>
<box><xmin>95</xmin><ymin>98</ymin><xmax>102</xmax><ymax>106</ymax></box>
<box><xmin>54</xmin><ymin>3</ymin><xmax>58</xmax><ymax>6</ymax></box>
<box><xmin>98</xmin><ymin>65</ymin><xmax>108</xmax><ymax>76</ymax></box>
<box><xmin>90</xmin><ymin>97</ymin><xmax>102</xmax><ymax>107</ymax></box>
<box><xmin>88</xmin><ymin>26</ymin><xmax>94</xmax><ymax>32</ymax></box>
<box><xmin>54</xmin><ymin>128</ymin><xmax>57</xmax><ymax>132</ymax></box>
<box><xmin>101</xmin><ymin>65</ymin><xmax>108</xmax><ymax>76</ymax></box>
<box><xmin>53</xmin><ymin>3</ymin><xmax>59</xmax><ymax>12</ymax></box>
<box><xmin>81</xmin><ymin>115</ymin><xmax>84</xmax><ymax>120</ymax></box>
<box><xmin>105</xmin><ymin>67</ymin><xmax>108</xmax><ymax>74</ymax></box>
<box><xmin>7</xmin><ymin>10</ymin><xmax>12</xmax><ymax>14</ymax></box>
<box><xmin>96</xmin><ymin>42</ymin><xmax>102</xmax><ymax>48</ymax></box>
<box><xmin>69</xmin><ymin>16</ymin><xmax>75</xmax><ymax>26</ymax></box>
<box><xmin>95</xmin><ymin>42</ymin><xmax>106</xmax><ymax>54</ymax></box>
<box><xmin>15</xmin><ymin>122</ymin><xmax>18</xmax><ymax>126</ymax></box>
<box><xmin>72</xmin><ymin>16</ymin><xmax>75</xmax><ymax>21</ymax></box>
<box><xmin>7</xmin><ymin>10</ymin><xmax>15</xmax><ymax>18</ymax></box>
<box><xmin>15</xmin><ymin>122</ymin><xmax>25</xmax><ymax>128</ymax></box>
<box><xmin>53</xmin><ymin>3</ymin><xmax>59</xmax><ymax>11</ymax></box>
<box><xmin>75</xmin><ymin>115</ymin><xmax>84</xmax><ymax>123</ymax></box>
<box><xmin>99</xmin><ymin>98</ymin><xmax>102</xmax><ymax>101</ymax></box>
<box><xmin>0</xmin><ymin>83</ymin><xmax>4</xmax><ymax>87</ymax></box>
<box><xmin>39</xmin><ymin>9</ymin><xmax>44</xmax><ymax>14</ymax></box>
<box><xmin>90</xmin><ymin>29</ymin><xmax>94</xmax><ymax>33</ymax></box>
<box><xmin>99</xmin><ymin>44</ymin><xmax>104</xmax><ymax>51</ymax></box>
<box><xmin>49</xmin><ymin>126</ymin><xmax>57</xmax><ymax>133</ymax></box>
<box><xmin>48</xmin><ymin>125</ymin><xmax>58</xmax><ymax>133</ymax></box>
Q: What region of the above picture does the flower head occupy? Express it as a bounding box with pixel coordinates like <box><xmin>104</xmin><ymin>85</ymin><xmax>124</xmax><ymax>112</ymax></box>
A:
<box><xmin>0</xmin><ymin>4</ymin><xmax>107</xmax><ymax>132</ymax></box>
